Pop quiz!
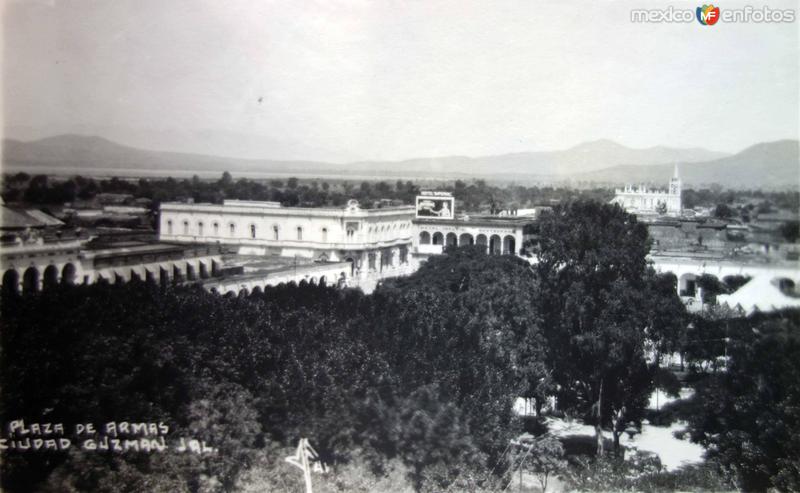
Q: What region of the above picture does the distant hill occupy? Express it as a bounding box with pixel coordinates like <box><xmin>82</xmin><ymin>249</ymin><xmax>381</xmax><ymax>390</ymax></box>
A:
<box><xmin>577</xmin><ymin>140</ymin><xmax>799</xmax><ymax>189</ymax></box>
<box><xmin>2</xmin><ymin>134</ymin><xmax>797</xmax><ymax>189</ymax></box>
<box><xmin>344</xmin><ymin>139</ymin><xmax>729</xmax><ymax>176</ymax></box>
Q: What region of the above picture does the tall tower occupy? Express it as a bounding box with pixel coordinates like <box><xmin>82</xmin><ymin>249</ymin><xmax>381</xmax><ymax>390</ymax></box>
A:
<box><xmin>669</xmin><ymin>163</ymin><xmax>682</xmax><ymax>214</ymax></box>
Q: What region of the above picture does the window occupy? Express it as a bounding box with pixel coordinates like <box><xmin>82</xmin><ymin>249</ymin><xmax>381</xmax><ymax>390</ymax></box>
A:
<box><xmin>197</xmin><ymin>222</ymin><xmax>204</xmax><ymax>236</ymax></box>
<box><xmin>297</xmin><ymin>226</ymin><xmax>303</xmax><ymax>241</ymax></box>
<box><xmin>273</xmin><ymin>225</ymin><xmax>279</xmax><ymax>241</ymax></box>
<box><xmin>166</xmin><ymin>220</ymin><xmax>173</xmax><ymax>235</ymax></box>
<box><xmin>183</xmin><ymin>220</ymin><xmax>189</xmax><ymax>235</ymax></box>
<box><xmin>322</xmin><ymin>228</ymin><xmax>328</xmax><ymax>242</ymax></box>
<box><xmin>213</xmin><ymin>222</ymin><xmax>219</xmax><ymax>236</ymax></box>
<box><xmin>250</xmin><ymin>224</ymin><xmax>257</xmax><ymax>239</ymax></box>
<box><xmin>229</xmin><ymin>223</ymin><xmax>236</xmax><ymax>236</ymax></box>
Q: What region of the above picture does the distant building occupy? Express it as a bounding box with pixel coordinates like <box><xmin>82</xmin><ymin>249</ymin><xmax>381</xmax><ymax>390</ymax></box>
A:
<box><xmin>611</xmin><ymin>164</ymin><xmax>682</xmax><ymax>216</ymax></box>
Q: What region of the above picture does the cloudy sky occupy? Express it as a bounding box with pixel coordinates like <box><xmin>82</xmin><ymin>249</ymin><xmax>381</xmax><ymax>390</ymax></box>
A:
<box><xmin>2</xmin><ymin>0</ymin><xmax>798</xmax><ymax>162</ymax></box>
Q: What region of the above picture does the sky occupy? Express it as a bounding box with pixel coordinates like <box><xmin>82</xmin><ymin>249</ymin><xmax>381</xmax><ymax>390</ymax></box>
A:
<box><xmin>2</xmin><ymin>0</ymin><xmax>799</xmax><ymax>162</ymax></box>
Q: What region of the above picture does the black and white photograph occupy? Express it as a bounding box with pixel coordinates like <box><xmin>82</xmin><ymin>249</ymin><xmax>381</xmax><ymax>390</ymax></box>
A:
<box><xmin>1</xmin><ymin>1</ymin><xmax>799</xmax><ymax>491</ymax></box>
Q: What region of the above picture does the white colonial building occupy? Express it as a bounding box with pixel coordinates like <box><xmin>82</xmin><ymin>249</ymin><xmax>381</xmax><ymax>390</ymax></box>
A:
<box><xmin>411</xmin><ymin>191</ymin><xmax>532</xmax><ymax>257</ymax></box>
<box><xmin>159</xmin><ymin>199</ymin><xmax>416</xmax><ymax>278</ymax></box>
<box><xmin>611</xmin><ymin>165</ymin><xmax>682</xmax><ymax>216</ymax></box>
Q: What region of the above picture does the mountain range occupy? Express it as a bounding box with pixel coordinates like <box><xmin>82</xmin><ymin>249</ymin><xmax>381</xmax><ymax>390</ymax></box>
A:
<box><xmin>2</xmin><ymin>135</ymin><xmax>798</xmax><ymax>190</ymax></box>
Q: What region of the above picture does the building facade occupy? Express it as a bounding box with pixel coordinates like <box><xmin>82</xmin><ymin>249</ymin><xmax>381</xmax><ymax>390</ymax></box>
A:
<box><xmin>411</xmin><ymin>191</ymin><xmax>531</xmax><ymax>257</ymax></box>
<box><xmin>159</xmin><ymin>199</ymin><xmax>416</xmax><ymax>279</ymax></box>
<box><xmin>611</xmin><ymin>165</ymin><xmax>682</xmax><ymax>216</ymax></box>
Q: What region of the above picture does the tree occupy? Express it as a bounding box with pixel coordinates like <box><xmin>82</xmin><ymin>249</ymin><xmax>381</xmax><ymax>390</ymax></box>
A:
<box><xmin>287</xmin><ymin>177</ymin><xmax>299</xmax><ymax>189</ymax></box>
<box><xmin>713</xmin><ymin>203</ymin><xmax>735</xmax><ymax>219</ymax></box>
<box><xmin>522</xmin><ymin>437</ymin><xmax>568</xmax><ymax>493</ymax></box>
<box><xmin>536</xmin><ymin>201</ymin><xmax>676</xmax><ymax>455</ymax></box>
<box><xmin>687</xmin><ymin>310</ymin><xmax>800</xmax><ymax>492</ymax></box>
<box><xmin>780</xmin><ymin>220</ymin><xmax>799</xmax><ymax>243</ymax></box>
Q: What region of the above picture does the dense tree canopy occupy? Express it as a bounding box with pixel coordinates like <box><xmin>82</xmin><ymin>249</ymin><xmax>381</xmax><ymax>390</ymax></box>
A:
<box><xmin>687</xmin><ymin>310</ymin><xmax>800</xmax><ymax>492</ymax></box>
<box><xmin>536</xmin><ymin>200</ymin><xmax>686</xmax><ymax>454</ymax></box>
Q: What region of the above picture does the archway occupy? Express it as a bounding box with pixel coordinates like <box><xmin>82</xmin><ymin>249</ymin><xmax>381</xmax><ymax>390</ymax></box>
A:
<box><xmin>145</xmin><ymin>269</ymin><xmax>156</xmax><ymax>285</ymax></box>
<box><xmin>679</xmin><ymin>273</ymin><xmax>697</xmax><ymax>297</ymax></box>
<box><xmin>459</xmin><ymin>233</ymin><xmax>474</xmax><ymax>246</ymax></box>
<box><xmin>23</xmin><ymin>267</ymin><xmax>39</xmax><ymax>294</ymax></box>
<box><xmin>419</xmin><ymin>231</ymin><xmax>431</xmax><ymax>245</ymax></box>
<box><xmin>61</xmin><ymin>263</ymin><xmax>77</xmax><ymax>285</ymax></box>
<box><xmin>199</xmin><ymin>261</ymin><xmax>209</xmax><ymax>279</ymax></box>
<box><xmin>43</xmin><ymin>265</ymin><xmax>59</xmax><ymax>290</ymax></box>
<box><xmin>160</xmin><ymin>267</ymin><xmax>170</xmax><ymax>286</ymax></box>
<box><xmin>476</xmin><ymin>234</ymin><xmax>488</xmax><ymax>253</ymax></box>
<box><xmin>173</xmin><ymin>265</ymin><xmax>184</xmax><ymax>284</ymax></box>
<box><xmin>432</xmin><ymin>232</ymin><xmax>444</xmax><ymax>245</ymax></box>
<box><xmin>489</xmin><ymin>235</ymin><xmax>502</xmax><ymax>255</ymax></box>
<box><xmin>503</xmin><ymin>235</ymin><xmax>516</xmax><ymax>255</ymax></box>
<box><xmin>345</xmin><ymin>257</ymin><xmax>355</xmax><ymax>276</ymax></box>
<box><xmin>2</xmin><ymin>269</ymin><xmax>19</xmax><ymax>296</ymax></box>
<box><xmin>445</xmin><ymin>233</ymin><xmax>457</xmax><ymax>247</ymax></box>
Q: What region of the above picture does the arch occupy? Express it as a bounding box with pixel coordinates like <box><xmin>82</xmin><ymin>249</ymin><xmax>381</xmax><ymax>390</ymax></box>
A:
<box><xmin>43</xmin><ymin>265</ymin><xmax>59</xmax><ymax>290</ymax></box>
<box><xmin>166</xmin><ymin>220</ymin><xmax>173</xmax><ymax>235</ymax></box>
<box><xmin>445</xmin><ymin>233</ymin><xmax>457</xmax><ymax>247</ymax></box>
<box><xmin>345</xmin><ymin>257</ymin><xmax>355</xmax><ymax>276</ymax></box>
<box><xmin>459</xmin><ymin>233</ymin><xmax>474</xmax><ymax>246</ymax></box>
<box><xmin>321</xmin><ymin>228</ymin><xmax>328</xmax><ymax>243</ymax></box>
<box><xmin>199</xmin><ymin>261</ymin><xmax>209</xmax><ymax>279</ymax></box>
<box><xmin>272</xmin><ymin>225</ymin><xmax>280</xmax><ymax>241</ymax></box>
<box><xmin>489</xmin><ymin>235</ymin><xmax>502</xmax><ymax>255</ymax></box>
<box><xmin>173</xmin><ymin>265</ymin><xmax>184</xmax><ymax>284</ymax></box>
<box><xmin>229</xmin><ymin>223</ymin><xmax>236</xmax><ymax>237</ymax></box>
<box><xmin>250</xmin><ymin>224</ymin><xmax>257</xmax><ymax>239</ymax></box>
<box><xmin>145</xmin><ymin>269</ymin><xmax>157</xmax><ymax>285</ymax></box>
<box><xmin>419</xmin><ymin>231</ymin><xmax>431</xmax><ymax>245</ymax></box>
<box><xmin>182</xmin><ymin>220</ymin><xmax>189</xmax><ymax>235</ymax></box>
<box><xmin>61</xmin><ymin>263</ymin><xmax>77</xmax><ymax>285</ymax></box>
<box><xmin>503</xmin><ymin>235</ymin><xmax>516</xmax><ymax>255</ymax></box>
<box><xmin>23</xmin><ymin>267</ymin><xmax>40</xmax><ymax>294</ymax></box>
<box><xmin>296</xmin><ymin>226</ymin><xmax>303</xmax><ymax>241</ymax></box>
<box><xmin>197</xmin><ymin>221</ymin><xmax>204</xmax><ymax>236</ymax></box>
<box><xmin>186</xmin><ymin>263</ymin><xmax>197</xmax><ymax>281</ymax></box>
<box><xmin>679</xmin><ymin>273</ymin><xmax>697</xmax><ymax>297</ymax></box>
<box><xmin>160</xmin><ymin>267</ymin><xmax>170</xmax><ymax>286</ymax></box>
<box><xmin>2</xmin><ymin>269</ymin><xmax>19</xmax><ymax>296</ymax></box>
<box><xmin>213</xmin><ymin>222</ymin><xmax>219</xmax><ymax>236</ymax></box>
<box><xmin>130</xmin><ymin>269</ymin><xmax>142</xmax><ymax>282</ymax></box>
<box><xmin>476</xmin><ymin>234</ymin><xmax>488</xmax><ymax>253</ymax></box>
<box><xmin>432</xmin><ymin>232</ymin><xmax>444</xmax><ymax>245</ymax></box>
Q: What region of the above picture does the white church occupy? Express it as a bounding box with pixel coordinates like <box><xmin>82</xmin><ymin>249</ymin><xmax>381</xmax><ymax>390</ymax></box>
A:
<box><xmin>611</xmin><ymin>164</ymin><xmax>682</xmax><ymax>216</ymax></box>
